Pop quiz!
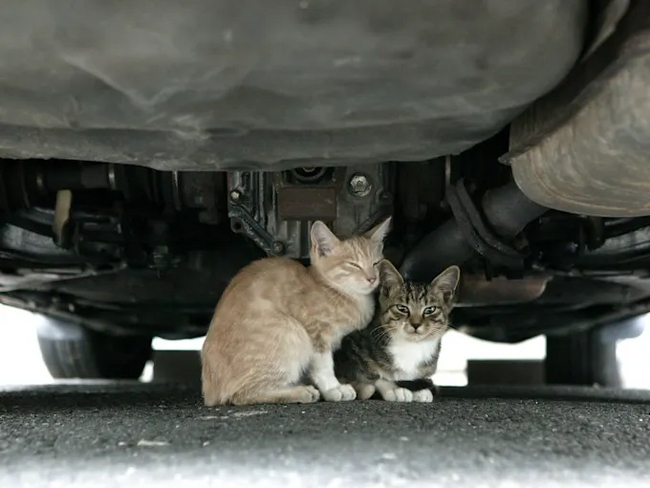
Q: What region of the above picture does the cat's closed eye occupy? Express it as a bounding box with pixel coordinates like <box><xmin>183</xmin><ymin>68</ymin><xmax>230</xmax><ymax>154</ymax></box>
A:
<box><xmin>423</xmin><ymin>306</ymin><xmax>438</xmax><ymax>316</ymax></box>
<box><xmin>347</xmin><ymin>262</ymin><xmax>362</xmax><ymax>270</ymax></box>
<box><xmin>395</xmin><ymin>304</ymin><xmax>410</xmax><ymax>315</ymax></box>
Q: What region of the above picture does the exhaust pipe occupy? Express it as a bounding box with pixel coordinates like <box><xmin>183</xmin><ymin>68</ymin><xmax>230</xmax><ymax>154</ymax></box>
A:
<box><xmin>456</xmin><ymin>274</ymin><xmax>550</xmax><ymax>307</ymax></box>
<box><xmin>400</xmin><ymin>180</ymin><xmax>547</xmax><ymax>282</ymax></box>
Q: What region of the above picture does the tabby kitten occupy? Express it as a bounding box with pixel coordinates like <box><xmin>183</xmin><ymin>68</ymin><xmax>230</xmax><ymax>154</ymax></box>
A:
<box><xmin>334</xmin><ymin>260</ymin><xmax>460</xmax><ymax>402</ymax></box>
<box><xmin>201</xmin><ymin>218</ymin><xmax>391</xmax><ymax>406</ymax></box>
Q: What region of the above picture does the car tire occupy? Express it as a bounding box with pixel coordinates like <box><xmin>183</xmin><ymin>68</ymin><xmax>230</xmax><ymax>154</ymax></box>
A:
<box><xmin>545</xmin><ymin>331</ymin><xmax>620</xmax><ymax>387</ymax></box>
<box><xmin>36</xmin><ymin>316</ymin><xmax>152</xmax><ymax>380</ymax></box>
<box><xmin>545</xmin><ymin>317</ymin><xmax>645</xmax><ymax>387</ymax></box>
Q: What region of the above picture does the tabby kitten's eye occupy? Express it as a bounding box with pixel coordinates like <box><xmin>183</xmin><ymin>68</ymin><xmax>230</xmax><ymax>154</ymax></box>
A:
<box><xmin>348</xmin><ymin>262</ymin><xmax>362</xmax><ymax>269</ymax></box>
<box><xmin>423</xmin><ymin>306</ymin><xmax>438</xmax><ymax>316</ymax></box>
<box><xmin>395</xmin><ymin>304</ymin><xmax>410</xmax><ymax>315</ymax></box>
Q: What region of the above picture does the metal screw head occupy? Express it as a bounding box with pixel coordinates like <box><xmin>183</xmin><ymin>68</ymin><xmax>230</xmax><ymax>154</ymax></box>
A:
<box><xmin>348</xmin><ymin>174</ymin><xmax>372</xmax><ymax>197</ymax></box>
<box><xmin>229</xmin><ymin>190</ymin><xmax>241</xmax><ymax>202</ymax></box>
<box><xmin>271</xmin><ymin>241</ymin><xmax>285</xmax><ymax>255</ymax></box>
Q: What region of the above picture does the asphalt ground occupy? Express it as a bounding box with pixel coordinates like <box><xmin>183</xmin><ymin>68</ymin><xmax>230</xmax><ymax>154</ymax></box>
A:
<box><xmin>1</xmin><ymin>383</ymin><xmax>650</xmax><ymax>488</ymax></box>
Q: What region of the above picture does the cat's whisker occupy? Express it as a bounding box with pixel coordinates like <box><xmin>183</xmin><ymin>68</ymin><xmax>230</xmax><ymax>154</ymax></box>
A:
<box><xmin>370</xmin><ymin>330</ymin><xmax>392</xmax><ymax>343</ymax></box>
<box><xmin>370</xmin><ymin>324</ymin><xmax>396</xmax><ymax>342</ymax></box>
<box><xmin>335</xmin><ymin>260</ymin><xmax>461</xmax><ymax>403</ymax></box>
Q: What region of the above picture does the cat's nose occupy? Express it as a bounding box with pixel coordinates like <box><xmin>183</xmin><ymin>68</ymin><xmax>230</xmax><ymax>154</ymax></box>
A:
<box><xmin>367</xmin><ymin>276</ymin><xmax>377</xmax><ymax>285</ymax></box>
<box><xmin>411</xmin><ymin>322</ymin><xmax>421</xmax><ymax>330</ymax></box>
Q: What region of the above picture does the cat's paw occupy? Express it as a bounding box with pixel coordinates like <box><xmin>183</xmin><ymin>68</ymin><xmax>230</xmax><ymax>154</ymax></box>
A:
<box><xmin>355</xmin><ymin>383</ymin><xmax>377</xmax><ymax>401</ymax></box>
<box><xmin>382</xmin><ymin>387</ymin><xmax>413</xmax><ymax>402</ymax></box>
<box><xmin>412</xmin><ymin>389</ymin><xmax>434</xmax><ymax>403</ymax></box>
<box><xmin>322</xmin><ymin>384</ymin><xmax>357</xmax><ymax>402</ymax></box>
<box><xmin>297</xmin><ymin>385</ymin><xmax>321</xmax><ymax>403</ymax></box>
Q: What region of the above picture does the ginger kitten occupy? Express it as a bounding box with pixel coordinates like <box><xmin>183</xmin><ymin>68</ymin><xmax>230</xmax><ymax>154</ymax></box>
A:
<box><xmin>201</xmin><ymin>218</ymin><xmax>391</xmax><ymax>406</ymax></box>
<box><xmin>334</xmin><ymin>259</ymin><xmax>460</xmax><ymax>402</ymax></box>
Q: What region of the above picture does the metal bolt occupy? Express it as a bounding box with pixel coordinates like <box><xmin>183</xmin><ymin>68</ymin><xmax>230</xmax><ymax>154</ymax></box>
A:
<box><xmin>271</xmin><ymin>241</ymin><xmax>285</xmax><ymax>255</ymax></box>
<box><xmin>348</xmin><ymin>174</ymin><xmax>372</xmax><ymax>197</ymax></box>
<box><xmin>229</xmin><ymin>190</ymin><xmax>242</xmax><ymax>203</ymax></box>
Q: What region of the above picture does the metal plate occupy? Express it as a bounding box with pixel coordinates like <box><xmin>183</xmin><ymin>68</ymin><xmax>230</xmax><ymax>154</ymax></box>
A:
<box><xmin>0</xmin><ymin>0</ymin><xmax>586</xmax><ymax>170</ymax></box>
<box><xmin>505</xmin><ymin>1</ymin><xmax>650</xmax><ymax>217</ymax></box>
<box><xmin>277</xmin><ymin>187</ymin><xmax>337</xmax><ymax>221</ymax></box>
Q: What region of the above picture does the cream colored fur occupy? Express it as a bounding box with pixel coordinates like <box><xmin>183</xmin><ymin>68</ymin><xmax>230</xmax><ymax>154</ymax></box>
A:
<box><xmin>201</xmin><ymin>218</ymin><xmax>391</xmax><ymax>406</ymax></box>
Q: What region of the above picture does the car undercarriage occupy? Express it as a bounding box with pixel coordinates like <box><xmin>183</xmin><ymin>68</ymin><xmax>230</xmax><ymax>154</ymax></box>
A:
<box><xmin>1</xmin><ymin>0</ymin><xmax>649</xmax><ymax>383</ymax></box>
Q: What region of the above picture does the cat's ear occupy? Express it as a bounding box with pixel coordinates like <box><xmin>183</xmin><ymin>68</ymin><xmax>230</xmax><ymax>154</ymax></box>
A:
<box><xmin>431</xmin><ymin>266</ymin><xmax>461</xmax><ymax>305</ymax></box>
<box><xmin>365</xmin><ymin>216</ymin><xmax>392</xmax><ymax>245</ymax></box>
<box><xmin>310</xmin><ymin>221</ymin><xmax>340</xmax><ymax>257</ymax></box>
<box><xmin>378</xmin><ymin>259</ymin><xmax>404</xmax><ymax>292</ymax></box>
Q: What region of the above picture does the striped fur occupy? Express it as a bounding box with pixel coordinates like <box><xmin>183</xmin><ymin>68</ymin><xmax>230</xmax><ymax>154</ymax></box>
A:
<box><xmin>334</xmin><ymin>260</ymin><xmax>460</xmax><ymax>402</ymax></box>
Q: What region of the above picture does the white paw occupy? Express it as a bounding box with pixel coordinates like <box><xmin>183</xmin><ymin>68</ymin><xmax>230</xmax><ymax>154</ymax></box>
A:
<box><xmin>355</xmin><ymin>383</ymin><xmax>376</xmax><ymax>401</ymax></box>
<box><xmin>412</xmin><ymin>389</ymin><xmax>434</xmax><ymax>403</ymax></box>
<box><xmin>299</xmin><ymin>386</ymin><xmax>321</xmax><ymax>403</ymax></box>
<box><xmin>383</xmin><ymin>387</ymin><xmax>413</xmax><ymax>402</ymax></box>
<box><xmin>322</xmin><ymin>384</ymin><xmax>357</xmax><ymax>402</ymax></box>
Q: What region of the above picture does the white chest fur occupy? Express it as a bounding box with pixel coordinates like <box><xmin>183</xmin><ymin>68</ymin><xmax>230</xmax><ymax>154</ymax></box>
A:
<box><xmin>388</xmin><ymin>338</ymin><xmax>440</xmax><ymax>381</ymax></box>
